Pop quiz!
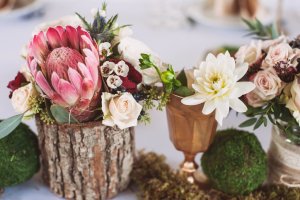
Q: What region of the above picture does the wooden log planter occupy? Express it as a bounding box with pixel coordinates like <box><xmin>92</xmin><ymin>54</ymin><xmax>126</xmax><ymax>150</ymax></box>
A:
<box><xmin>36</xmin><ymin>117</ymin><xmax>135</xmax><ymax>200</ymax></box>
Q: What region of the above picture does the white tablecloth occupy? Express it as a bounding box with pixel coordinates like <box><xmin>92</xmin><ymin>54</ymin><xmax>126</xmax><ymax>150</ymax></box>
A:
<box><xmin>0</xmin><ymin>0</ymin><xmax>299</xmax><ymax>199</ymax></box>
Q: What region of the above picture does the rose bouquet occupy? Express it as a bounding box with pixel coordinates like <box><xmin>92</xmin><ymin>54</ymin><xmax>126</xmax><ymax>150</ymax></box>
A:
<box><xmin>0</xmin><ymin>4</ymin><xmax>168</xmax><ymax>138</ymax></box>
<box><xmin>233</xmin><ymin>20</ymin><xmax>300</xmax><ymax>145</ymax></box>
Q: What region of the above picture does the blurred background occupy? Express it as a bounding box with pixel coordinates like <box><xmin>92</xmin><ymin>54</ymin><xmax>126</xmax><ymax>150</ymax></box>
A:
<box><xmin>0</xmin><ymin>0</ymin><xmax>299</xmax><ymax>199</ymax></box>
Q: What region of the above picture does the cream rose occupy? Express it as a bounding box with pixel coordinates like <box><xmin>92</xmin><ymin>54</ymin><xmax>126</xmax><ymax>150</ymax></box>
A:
<box><xmin>118</xmin><ymin>37</ymin><xmax>167</xmax><ymax>85</ymax></box>
<box><xmin>102</xmin><ymin>92</ymin><xmax>142</xmax><ymax>129</ymax></box>
<box><xmin>286</xmin><ymin>78</ymin><xmax>300</xmax><ymax>123</ymax></box>
<box><xmin>250</xmin><ymin>68</ymin><xmax>284</xmax><ymax>102</ymax></box>
<box><xmin>11</xmin><ymin>83</ymin><xmax>36</xmax><ymax>116</ymax></box>
<box><xmin>263</xmin><ymin>43</ymin><xmax>292</xmax><ymax>68</ymax></box>
<box><xmin>235</xmin><ymin>40</ymin><xmax>262</xmax><ymax>66</ymax></box>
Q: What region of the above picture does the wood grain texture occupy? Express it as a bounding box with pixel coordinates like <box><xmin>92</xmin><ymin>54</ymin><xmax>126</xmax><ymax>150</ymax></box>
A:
<box><xmin>36</xmin><ymin>117</ymin><xmax>135</xmax><ymax>200</ymax></box>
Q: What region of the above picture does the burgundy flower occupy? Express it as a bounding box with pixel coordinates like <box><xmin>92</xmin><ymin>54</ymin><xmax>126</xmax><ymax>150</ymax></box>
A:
<box><xmin>7</xmin><ymin>72</ymin><xmax>27</xmax><ymax>98</ymax></box>
<box><xmin>273</xmin><ymin>61</ymin><xmax>297</xmax><ymax>83</ymax></box>
<box><xmin>109</xmin><ymin>59</ymin><xmax>142</xmax><ymax>93</ymax></box>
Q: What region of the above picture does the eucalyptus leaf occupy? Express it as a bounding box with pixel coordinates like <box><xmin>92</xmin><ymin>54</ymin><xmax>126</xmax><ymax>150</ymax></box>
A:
<box><xmin>50</xmin><ymin>105</ymin><xmax>78</xmax><ymax>124</ymax></box>
<box><xmin>254</xmin><ymin>117</ymin><xmax>264</xmax><ymax>130</ymax></box>
<box><xmin>239</xmin><ymin>118</ymin><xmax>257</xmax><ymax>128</ymax></box>
<box><xmin>0</xmin><ymin>114</ymin><xmax>24</xmax><ymax>140</ymax></box>
<box><xmin>173</xmin><ymin>86</ymin><xmax>195</xmax><ymax>97</ymax></box>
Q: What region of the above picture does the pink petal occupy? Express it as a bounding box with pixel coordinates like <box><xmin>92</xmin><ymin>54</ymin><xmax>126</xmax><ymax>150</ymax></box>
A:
<box><xmin>46</xmin><ymin>27</ymin><xmax>62</xmax><ymax>49</ymax></box>
<box><xmin>51</xmin><ymin>72</ymin><xmax>60</xmax><ymax>92</ymax></box>
<box><xmin>55</xmin><ymin>26</ymin><xmax>65</xmax><ymax>36</ymax></box>
<box><xmin>78</xmin><ymin>62</ymin><xmax>93</xmax><ymax>81</ymax></box>
<box><xmin>81</xmin><ymin>78</ymin><xmax>94</xmax><ymax>100</ymax></box>
<box><xmin>36</xmin><ymin>71</ymin><xmax>55</xmax><ymax>98</ymax></box>
<box><xmin>68</xmin><ymin>67</ymin><xmax>83</xmax><ymax>94</ymax></box>
<box><xmin>81</xmin><ymin>35</ymin><xmax>99</xmax><ymax>63</ymax></box>
<box><xmin>58</xmin><ymin>79</ymin><xmax>79</xmax><ymax>106</ymax></box>
<box><xmin>29</xmin><ymin>59</ymin><xmax>38</xmax><ymax>78</ymax></box>
<box><xmin>76</xmin><ymin>99</ymin><xmax>90</xmax><ymax>110</ymax></box>
<box><xmin>32</xmin><ymin>32</ymin><xmax>49</xmax><ymax>59</ymax></box>
<box><xmin>66</xmin><ymin>26</ymin><xmax>80</xmax><ymax>50</ymax></box>
<box><xmin>31</xmin><ymin>36</ymin><xmax>44</xmax><ymax>64</ymax></box>
<box><xmin>52</xmin><ymin>94</ymin><xmax>68</xmax><ymax>107</ymax></box>
<box><xmin>83</xmin><ymin>49</ymin><xmax>99</xmax><ymax>87</ymax></box>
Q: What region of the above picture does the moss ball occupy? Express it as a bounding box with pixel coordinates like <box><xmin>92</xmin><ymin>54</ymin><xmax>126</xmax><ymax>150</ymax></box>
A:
<box><xmin>0</xmin><ymin>122</ymin><xmax>40</xmax><ymax>187</ymax></box>
<box><xmin>201</xmin><ymin>129</ymin><xmax>267</xmax><ymax>195</ymax></box>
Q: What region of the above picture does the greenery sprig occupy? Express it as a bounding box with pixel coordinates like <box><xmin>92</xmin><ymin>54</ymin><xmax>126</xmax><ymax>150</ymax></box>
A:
<box><xmin>139</xmin><ymin>53</ymin><xmax>194</xmax><ymax>98</ymax></box>
<box><xmin>76</xmin><ymin>3</ymin><xmax>129</xmax><ymax>43</ymax></box>
<box><xmin>243</xmin><ymin>18</ymin><xmax>279</xmax><ymax>40</ymax></box>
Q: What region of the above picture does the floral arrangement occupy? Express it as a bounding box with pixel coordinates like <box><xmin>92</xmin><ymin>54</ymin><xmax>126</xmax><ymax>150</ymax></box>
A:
<box><xmin>233</xmin><ymin>20</ymin><xmax>300</xmax><ymax>144</ymax></box>
<box><xmin>0</xmin><ymin>4</ymin><xmax>169</xmax><ymax>138</ymax></box>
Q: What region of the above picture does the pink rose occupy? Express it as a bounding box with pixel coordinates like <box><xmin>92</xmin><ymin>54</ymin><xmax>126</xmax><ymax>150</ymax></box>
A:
<box><xmin>246</xmin><ymin>69</ymin><xmax>284</xmax><ymax>107</ymax></box>
<box><xmin>244</xmin><ymin>91</ymin><xmax>266</xmax><ymax>108</ymax></box>
<box><xmin>263</xmin><ymin>43</ymin><xmax>292</xmax><ymax>68</ymax></box>
<box><xmin>286</xmin><ymin>77</ymin><xmax>300</xmax><ymax>125</ymax></box>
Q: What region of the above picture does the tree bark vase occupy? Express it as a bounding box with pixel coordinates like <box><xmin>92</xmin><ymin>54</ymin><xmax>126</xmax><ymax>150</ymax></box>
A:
<box><xmin>36</xmin><ymin>117</ymin><xmax>135</xmax><ymax>200</ymax></box>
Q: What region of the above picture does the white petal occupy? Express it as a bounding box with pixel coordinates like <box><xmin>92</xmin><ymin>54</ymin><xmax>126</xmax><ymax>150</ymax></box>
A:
<box><xmin>215</xmin><ymin>109</ymin><xmax>224</xmax><ymax>126</ymax></box>
<box><xmin>216</xmin><ymin>100</ymin><xmax>230</xmax><ymax>120</ymax></box>
<box><xmin>181</xmin><ymin>94</ymin><xmax>205</xmax><ymax>105</ymax></box>
<box><xmin>235</xmin><ymin>62</ymin><xmax>249</xmax><ymax>80</ymax></box>
<box><xmin>231</xmin><ymin>82</ymin><xmax>256</xmax><ymax>98</ymax></box>
<box><xmin>202</xmin><ymin>100</ymin><xmax>216</xmax><ymax>115</ymax></box>
<box><xmin>229</xmin><ymin>98</ymin><xmax>247</xmax><ymax>113</ymax></box>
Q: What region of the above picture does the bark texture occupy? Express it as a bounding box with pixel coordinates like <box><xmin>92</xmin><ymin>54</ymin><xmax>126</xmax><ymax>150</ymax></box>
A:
<box><xmin>36</xmin><ymin>117</ymin><xmax>135</xmax><ymax>200</ymax></box>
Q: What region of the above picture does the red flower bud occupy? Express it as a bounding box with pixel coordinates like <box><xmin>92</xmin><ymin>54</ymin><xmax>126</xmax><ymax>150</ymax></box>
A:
<box><xmin>7</xmin><ymin>72</ymin><xmax>27</xmax><ymax>98</ymax></box>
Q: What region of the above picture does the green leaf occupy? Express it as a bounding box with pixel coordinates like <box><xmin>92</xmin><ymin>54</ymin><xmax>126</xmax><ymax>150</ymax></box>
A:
<box><xmin>254</xmin><ymin>117</ymin><xmax>264</xmax><ymax>130</ymax></box>
<box><xmin>50</xmin><ymin>105</ymin><xmax>78</xmax><ymax>124</ymax></box>
<box><xmin>173</xmin><ymin>86</ymin><xmax>195</xmax><ymax>97</ymax></box>
<box><xmin>263</xmin><ymin>117</ymin><xmax>268</xmax><ymax>127</ymax></box>
<box><xmin>0</xmin><ymin>114</ymin><xmax>24</xmax><ymax>140</ymax></box>
<box><xmin>176</xmin><ymin>70</ymin><xmax>187</xmax><ymax>87</ymax></box>
<box><xmin>239</xmin><ymin>118</ymin><xmax>257</xmax><ymax>128</ymax></box>
<box><xmin>174</xmin><ymin>79</ymin><xmax>182</xmax><ymax>87</ymax></box>
<box><xmin>75</xmin><ymin>13</ymin><xmax>92</xmax><ymax>31</ymax></box>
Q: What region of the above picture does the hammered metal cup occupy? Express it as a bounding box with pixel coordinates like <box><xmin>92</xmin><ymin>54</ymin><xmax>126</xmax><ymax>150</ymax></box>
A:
<box><xmin>166</xmin><ymin>94</ymin><xmax>217</xmax><ymax>184</ymax></box>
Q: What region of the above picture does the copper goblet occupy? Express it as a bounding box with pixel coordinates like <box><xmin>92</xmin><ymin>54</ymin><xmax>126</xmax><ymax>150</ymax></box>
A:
<box><xmin>166</xmin><ymin>94</ymin><xmax>217</xmax><ymax>184</ymax></box>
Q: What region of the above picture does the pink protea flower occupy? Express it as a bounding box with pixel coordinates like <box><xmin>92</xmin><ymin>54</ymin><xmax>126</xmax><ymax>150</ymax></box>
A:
<box><xmin>27</xmin><ymin>26</ymin><xmax>102</xmax><ymax>122</ymax></box>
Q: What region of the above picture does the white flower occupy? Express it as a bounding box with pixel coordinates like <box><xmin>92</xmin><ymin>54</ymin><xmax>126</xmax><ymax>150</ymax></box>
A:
<box><xmin>181</xmin><ymin>52</ymin><xmax>255</xmax><ymax>125</ymax></box>
<box><xmin>112</xmin><ymin>27</ymin><xmax>133</xmax><ymax>45</ymax></box>
<box><xmin>286</xmin><ymin>77</ymin><xmax>300</xmax><ymax>125</ymax></box>
<box><xmin>235</xmin><ymin>40</ymin><xmax>262</xmax><ymax>66</ymax></box>
<box><xmin>263</xmin><ymin>42</ymin><xmax>292</xmax><ymax>68</ymax></box>
<box><xmin>107</xmin><ymin>75</ymin><xmax>122</xmax><ymax>89</ymax></box>
<box><xmin>99</xmin><ymin>42</ymin><xmax>112</xmax><ymax>57</ymax></box>
<box><xmin>91</xmin><ymin>8</ymin><xmax>106</xmax><ymax>17</ymax></box>
<box><xmin>20</xmin><ymin>65</ymin><xmax>33</xmax><ymax>82</ymax></box>
<box><xmin>114</xmin><ymin>61</ymin><xmax>129</xmax><ymax>77</ymax></box>
<box><xmin>100</xmin><ymin>61</ymin><xmax>115</xmax><ymax>77</ymax></box>
<box><xmin>249</xmin><ymin>68</ymin><xmax>284</xmax><ymax>102</ymax></box>
<box><xmin>118</xmin><ymin>37</ymin><xmax>167</xmax><ymax>84</ymax></box>
<box><xmin>11</xmin><ymin>83</ymin><xmax>36</xmax><ymax>116</ymax></box>
<box><xmin>101</xmin><ymin>92</ymin><xmax>142</xmax><ymax>129</ymax></box>
<box><xmin>32</xmin><ymin>15</ymin><xmax>83</xmax><ymax>36</ymax></box>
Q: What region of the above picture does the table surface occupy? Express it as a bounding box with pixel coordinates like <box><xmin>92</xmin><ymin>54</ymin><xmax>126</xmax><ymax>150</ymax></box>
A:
<box><xmin>0</xmin><ymin>0</ymin><xmax>299</xmax><ymax>199</ymax></box>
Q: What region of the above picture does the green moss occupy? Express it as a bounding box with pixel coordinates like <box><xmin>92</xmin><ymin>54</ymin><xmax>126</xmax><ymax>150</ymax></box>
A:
<box><xmin>0</xmin><ymin>122</ymin><xmax>40</xmax><ymax>187</ymax></box>
<box><xmin>131</xmin><ymin>151</ymin><xmax>209</xmax><ymax>200</ymax></box>
<box><xmin>201</xmin><ymin>129</ymin><xmax>268</xmax><ymax>195</ymax></box>
<box><xmin>131</xmin><ymin>151</ymin><xmax>300</xmax><ymax>200</ymax></box>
